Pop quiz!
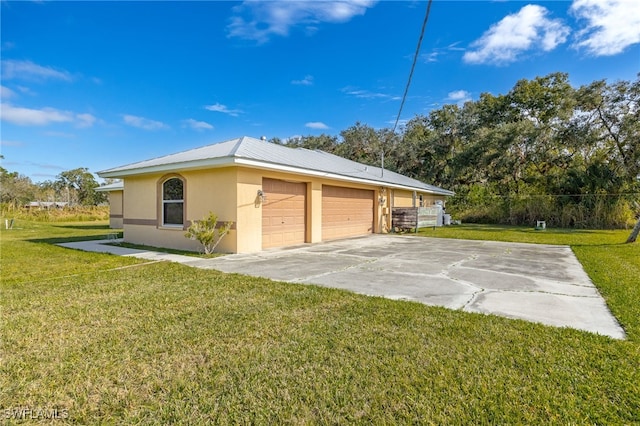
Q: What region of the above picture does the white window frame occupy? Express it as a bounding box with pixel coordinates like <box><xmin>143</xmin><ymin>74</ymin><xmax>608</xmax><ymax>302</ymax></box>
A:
<box><xmin>162</xmin><ymin>178</ymin><xmax>184</xmax><ymax>227</ymax></box>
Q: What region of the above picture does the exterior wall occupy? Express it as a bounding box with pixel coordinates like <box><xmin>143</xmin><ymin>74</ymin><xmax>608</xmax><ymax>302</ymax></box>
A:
<box><xmin>108</xmin><ymin>190</ymin><xmax>123</xmax><ymax>229</ymax></box>
<box><xmin>393</xmin><ymin>189</ymin><xmax>446</xmax><ymax>208</ymax></box>
<box><xmin>235</xmin><ymin>167</ymin><xmax>387</xmax><ymax>253</ymax></box>
<box><xmin>119</xmin><ymin>164</ymin><xmax>447</xmax><ymax>254</ymax></box>
<box><xmin>393</xmin><ymin>190</ymin><xmax>416</xmax><ymax>208</ymax></box>
<box><xmin>122</xmin><ymin>168</ymin><xmax>238</xmax><ymax>253</ymax></box>
<box><xmin>235</xmin><ymin>168</ymin><xmax>264</xmax><ymax>253</ymax></box>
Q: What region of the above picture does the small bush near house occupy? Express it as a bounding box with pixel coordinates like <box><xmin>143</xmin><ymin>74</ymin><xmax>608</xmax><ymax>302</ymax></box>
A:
<box><xmin>185</xmin><ymin>211</ymin><xmax>232</xmax><ymax>254</ymax></box>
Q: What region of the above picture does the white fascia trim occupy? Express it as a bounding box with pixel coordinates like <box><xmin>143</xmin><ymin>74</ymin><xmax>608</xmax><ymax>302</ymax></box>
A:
<box><xmin>95</xmin><ymin>186</ymin><xmax>123</xmax><ymax>192</ymax></box>
<box><xmin>98</xmin><ymin>157</ymin><xmax>235</xmax><ymax>178</ymax></box>
<box><xmin>98</xmin><ymin>156</ymin><xmax>454</xmax><ymax>196</ymax></box>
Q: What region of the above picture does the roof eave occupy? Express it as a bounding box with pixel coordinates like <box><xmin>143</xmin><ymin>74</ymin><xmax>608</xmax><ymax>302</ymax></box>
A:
<box><xmin>97</xmin><ymin>156</ymin><xmax>454</xmax><ymax>196</ymax></box>
<box><xmin>234</xmin><ymin>158</ymin><xmax>454</xmax><ymax>196</ymax></box>
<box><xmin>97</xmin><ymin>156</ymin><xmax>235</xmax><ymax>178</ymax></box>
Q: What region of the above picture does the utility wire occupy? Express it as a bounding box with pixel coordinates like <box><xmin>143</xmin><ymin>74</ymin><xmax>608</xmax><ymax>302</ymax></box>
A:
<box><xmin>463</xmin><ymin>193</ymin><xmax>640</xmax><ymax>199</ymax></box>
<box><xmin>392</xmin><ymin>0</ymin><xmax>433</xmax><ymax>135</ymax></box>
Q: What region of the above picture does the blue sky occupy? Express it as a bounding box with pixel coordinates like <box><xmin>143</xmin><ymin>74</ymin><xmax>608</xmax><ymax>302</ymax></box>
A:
<box><xmin>1</xmin><ymin>0</ymin><xmax>639</xmax><ymax>183</ymax></box>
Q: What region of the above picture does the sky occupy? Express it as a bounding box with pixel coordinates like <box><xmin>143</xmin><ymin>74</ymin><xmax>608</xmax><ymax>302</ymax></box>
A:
<box><xmin>1</xmin><ymin>0</ymin><xmax>639</xmax><ymax>184</ymax></box>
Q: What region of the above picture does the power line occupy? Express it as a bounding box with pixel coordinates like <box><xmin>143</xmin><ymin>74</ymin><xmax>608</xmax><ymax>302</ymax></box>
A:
<box><xmin>456</xmin><ymin>193</ymin><xmax>640</xmax><ymax>199</ymax></box>
<box><xmin>392</xmin><ymin>0</ymin><xmax>433</xmax><ymax>135</ymax></box>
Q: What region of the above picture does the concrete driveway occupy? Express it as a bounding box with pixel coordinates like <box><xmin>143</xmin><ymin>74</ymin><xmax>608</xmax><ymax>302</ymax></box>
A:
<box><xmin>188</xmin><ymin>235</ymin><xmax>625</xmax><ymax>339</ymax></box>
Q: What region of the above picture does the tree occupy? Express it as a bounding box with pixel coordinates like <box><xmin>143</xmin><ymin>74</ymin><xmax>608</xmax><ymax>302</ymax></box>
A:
<box><xmin>337</xmin><ymin>122</ymin><xmax>385</xmax><ymax>165</ymax></box>
<box><xmin>627</xmin><ymin>217</ymin><xmax>640</xmax><ymax>243</ymax></box>
<box><xmin>627</xmin><ymin>202</ymin><xmax>640</xmax><ymax>243</ymax></box>
<box><xmin>185</xmin><ymin>212</ymin><xmax>232</xmax><ymax>254</ymax></box>
<box><xmin>1</xmin><ymin>156</ymin><xmax>37</xmax><ymax>206</ymax></box>
<box><xmin>284</xmin><ymin>134</ymin><xmax>338</xmax><ymax>152</ymax></box>
<box><xmin>576</xmin><ymin>75</ymin><xmax>640</xmax><ymax>189</ymax></box>
<box><xmin>55</xmin><ymin>168</ymin><xmax>105</xmax><ymax>205</ymax></box>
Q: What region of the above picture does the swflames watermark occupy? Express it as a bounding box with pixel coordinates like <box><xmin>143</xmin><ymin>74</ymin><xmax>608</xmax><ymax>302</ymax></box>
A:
<box><xmin>2</xmin><ymin>407</ymin><xmax>69</xmax><ymax>420</ymax></box>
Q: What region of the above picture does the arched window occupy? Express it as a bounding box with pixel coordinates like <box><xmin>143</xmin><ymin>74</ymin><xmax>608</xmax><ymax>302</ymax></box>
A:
<box><xmin>162</xmin><ymin>177</ymin><xmax>184</xmax><ymax>226</ymax></box>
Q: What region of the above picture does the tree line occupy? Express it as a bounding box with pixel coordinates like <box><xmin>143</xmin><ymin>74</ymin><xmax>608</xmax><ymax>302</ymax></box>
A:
<box><xmin>273</xmin><ymin>72</ymin><xmax>639</xmax><ymax>229</ymax></box>
<box><xmin>0</xmin><ymin>164</ymin><xmax>107</xmax><ymax>208</ymax></box>
<box><xmin>2</xmin><ymin>72</ymin><xmax>637</xmax><ymax>231</ymax></box>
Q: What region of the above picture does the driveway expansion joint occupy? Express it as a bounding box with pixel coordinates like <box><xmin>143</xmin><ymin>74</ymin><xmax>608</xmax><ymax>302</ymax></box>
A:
<box><xmin>58</xmin><ymin>235</ymin><xmax>626</xmax><ymax>339</ymax></box>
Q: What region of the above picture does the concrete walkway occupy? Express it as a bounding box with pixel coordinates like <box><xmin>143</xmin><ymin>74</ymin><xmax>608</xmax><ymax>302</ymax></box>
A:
<box><xmin>58</xmin><ymin>239</ymin><xmax>202</xmax><ymax>264</ymax></box>
<box><xmin>59</xmin><ymin>236</ymin><xmax>626</xmax><ymax>339</ymax></box>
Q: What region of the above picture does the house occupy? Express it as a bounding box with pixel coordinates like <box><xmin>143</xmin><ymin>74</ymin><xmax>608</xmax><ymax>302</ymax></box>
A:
<box><xmin>95</xmin><ymin>181</ymin><xmax>124</xmax><ymax>228</ymax></box>
<box><xmin>97</xmin><ymin>136</ymin><xmax>453</xmax><ymax>253</ymax></box>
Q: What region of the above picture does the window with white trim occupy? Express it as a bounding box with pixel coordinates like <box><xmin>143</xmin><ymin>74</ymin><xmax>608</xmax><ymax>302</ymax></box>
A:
<box><xmin>162</xmin><ymin>178</ymin><xmax>184</xmax><ymax>226</ymax></box>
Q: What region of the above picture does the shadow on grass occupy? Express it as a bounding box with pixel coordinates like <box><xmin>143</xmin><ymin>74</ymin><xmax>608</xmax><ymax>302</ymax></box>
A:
<box><xmin>27</xmin><ymin>233</ymin><xmax>121</xmax><ymax>245</ymax></box>
<box><xmin>109</xmin><ymin>242</ymin><xmax>221</xmax><ymax>258</ymax></box>
<box><xmin>52</xmin><ymin>224</ymin><xmax>112</xmax><ymax>230</ymax></box>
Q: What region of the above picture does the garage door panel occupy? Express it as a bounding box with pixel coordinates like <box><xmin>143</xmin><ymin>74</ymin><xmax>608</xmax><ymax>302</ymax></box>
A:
<box><xmin>262</xmin><ymin>178</ymin><xmax>306</xmax><ymax>249</ymax></box>
<box><xmin>322</xmin><ymin>186</ymin><xmax>374</xmax><ymax>241</ymax></box>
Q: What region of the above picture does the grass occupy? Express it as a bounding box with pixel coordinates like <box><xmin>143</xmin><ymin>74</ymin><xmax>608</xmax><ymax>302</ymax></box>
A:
<box><xmin>1</xmin><ymin>221</ymin><xmax>639</xmax><ymax>423</ymax></box>
<box><xmin>416</xmin><ymin>222</ymin><xmax>628</xmax><ymax>246</ymax></box>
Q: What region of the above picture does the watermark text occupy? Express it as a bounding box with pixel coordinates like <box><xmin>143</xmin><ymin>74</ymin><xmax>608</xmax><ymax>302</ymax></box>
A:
<box><xmin>3</xmin><ymin>407</ymin><xmax>69</xmax><ymax>420</ymax></box>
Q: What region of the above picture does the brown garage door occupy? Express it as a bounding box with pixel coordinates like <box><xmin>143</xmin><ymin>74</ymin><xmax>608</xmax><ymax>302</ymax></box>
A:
<box><xmin>262</xmin><ymin>178</ymin><xmax>306</xmax><ymax>249</ymax></box>
<box><xmin>322</xmin><ymin>185</ymin><xmax>374</xmax><ymax>241</ymax></box>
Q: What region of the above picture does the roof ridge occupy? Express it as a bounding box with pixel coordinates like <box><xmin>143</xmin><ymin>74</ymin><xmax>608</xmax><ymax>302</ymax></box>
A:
<box><xmin>229</xmin><ymin>136</ymin><xmax>247</xmax><ymax>157</ymax></box>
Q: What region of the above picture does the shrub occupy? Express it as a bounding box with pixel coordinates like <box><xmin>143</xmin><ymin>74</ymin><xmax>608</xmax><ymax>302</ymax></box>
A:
<box><xmin>184</xmin><ymin>212</ymin><xmax>232</xmax><ymax>254</ymax></box>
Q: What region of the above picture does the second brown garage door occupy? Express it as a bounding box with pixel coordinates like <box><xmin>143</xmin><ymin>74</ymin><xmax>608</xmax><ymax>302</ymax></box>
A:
<box><xmin>262</xmin><ymin>178</ymin><xmax>307</xmax><ymax>249</ymax></box>
<box><xmin>322</xmin><ymin>185</ymin><xmax>374</xmax><ymax>241</ymax></box>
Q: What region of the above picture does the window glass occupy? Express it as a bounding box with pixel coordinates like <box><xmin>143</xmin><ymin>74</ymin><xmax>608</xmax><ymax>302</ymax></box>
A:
<box><xmin>164</xmin><ymin>202</ymin><xmax>183</xmax><ymax>225</ymax></box>
<box><xmin>162</xmin><ymin>178</ymin><xmax>184</xmax><ymax>225</ymax></box>
<box><xmin>163</xmin><ymin>178</ymin><xmax>183</xmax><ymax>200</ymax></box>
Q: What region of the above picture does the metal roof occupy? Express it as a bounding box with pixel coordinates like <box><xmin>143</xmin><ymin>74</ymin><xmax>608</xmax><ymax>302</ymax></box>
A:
<box><xmin>98</xmin><ymin>136</ymin><xmax>454</xmax><ymax>195</ymax></box>
<box><xmin>95</xmin><ymin>181</ymin><xmax>124</xmax><ymax>192</ymax></box>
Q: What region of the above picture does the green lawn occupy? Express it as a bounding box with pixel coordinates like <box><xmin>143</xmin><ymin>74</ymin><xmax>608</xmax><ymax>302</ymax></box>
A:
<box><xmin>1</xmin><ymin>221</ymin><xmax>639</xmax><ymax>424</ymax></box>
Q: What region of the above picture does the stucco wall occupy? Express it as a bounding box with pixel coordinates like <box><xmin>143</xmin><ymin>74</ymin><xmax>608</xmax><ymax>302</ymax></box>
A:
<box><xmin>393</xmin><ymin>189</ymin><xmax>446</xmax><ymax>208</ymax></box>
<box><xmin>122</xmin><ymin>168</ymin><xmax>238</xmax><ymax>253</ymax></box>
<box><xmin>108</xmin><ymin>190</ymin><xmax>123</xmax><ymax>229</ymax></box>
<box><xmin>234</xmin><ymin>168</ymin><xmax>388</xmax><ymax>252</ymax></box>
<box><xmin>119</xmin><ymin>164</ymin><xmax>446</xmax><ymax>254</ymax></box>
<box><xmin>393</xmin><ymin>190</ymin><xmax>416</xmax><ymax>208</ymax></box>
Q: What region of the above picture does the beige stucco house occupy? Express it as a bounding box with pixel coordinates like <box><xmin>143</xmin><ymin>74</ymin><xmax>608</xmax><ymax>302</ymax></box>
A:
<box><xmin>96</xmin><ymin>181</ymin><xmax>124</xmax><ymax>228</ymax></box>
<box><xmin>97</xmin><ymin>136</ymin><xmax>453</xmax><ymax>253</ymax></box>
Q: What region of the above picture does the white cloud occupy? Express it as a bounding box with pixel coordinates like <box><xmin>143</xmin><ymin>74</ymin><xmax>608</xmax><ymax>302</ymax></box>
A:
<box><xmin>463</xmin><ymin>5</ymin><xmax>570</xmax><ymax>65</ymax></box>
<box><xmin>16</xmin><ymin>86</ymin><xmax>35</xmax><ymax>96</ymax></box>
<box><xmin>204</xmin><ymin>103</ymin><xmax>243</xmax><ymax>117</ymax></box>
<box><xmin>183</xmin><ymin>118</ymin><xmax>214</xmax><ymax>131</ymax></box>
<box><xmin>422</xmin><ymin>42</ymin><xmax>465</xmax><ymax>63</ymax></box>
<box><xmin>122</xmin><ymin>114</ymin><xmax>169</xmax><ymax>131</ymax></box>
<box><xmin>422</xmin><ymin>51</ymin><xmax>440</xmax><ymax>63</ymax></box>
<box><xmin>446</xmin><ymin>90</ymin><xmax>472</xmax><ymax>106</ymax></box>
<box><xmin>44</xmin><ymin>131</ymin><xmax>76</xmax><ymax>138</ymax></box>
<box><xmin>0</xmin><ymin>103</ymin><xmax>98</xmax><ymax>128</ymax></box>
<box><xmin>228</xmin><ymin>1</ymin><xmax>377</xmax><ymax>43</ymax></box>
<box><xmin>0</xmin><ymin>85</ymin><xmax>16</xmax><ymax>100</ymax></box>
<box><xmin>571</xmin><ymin>0</ymin><xmax>640</xmax><ymax>56</ymax></box>
<box><xmin>342</xmin><ymin>86</ymin><xmax>400</xmax><ymax>101</ymax></box>
<box><xmin>1</xmin><ymin>103</ymin><xmax>74</xmax><ymax>126</ymax></box>
<box><xmin>292</xmin><ymin>75</ymin><xmax>314</xmax><ymax>86</ymax></box>
<box><xmin>305</xmin><ymin>121</ymin><xmax>329</xmax><ymax>129</ymax></box>
<box><xmin>76</xmin><ymin>113</ymin><xmax>97</xmax><ymax>128</ymax></box>
<box><xmin>1</xmin><ymin>59</ymin><xmax>73</xmax><ymax>82</ymax></box>
<box><xmin>0</xmin><ymin>139</ymin><xmax>24</xmax><ymax>147</ymax></box>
